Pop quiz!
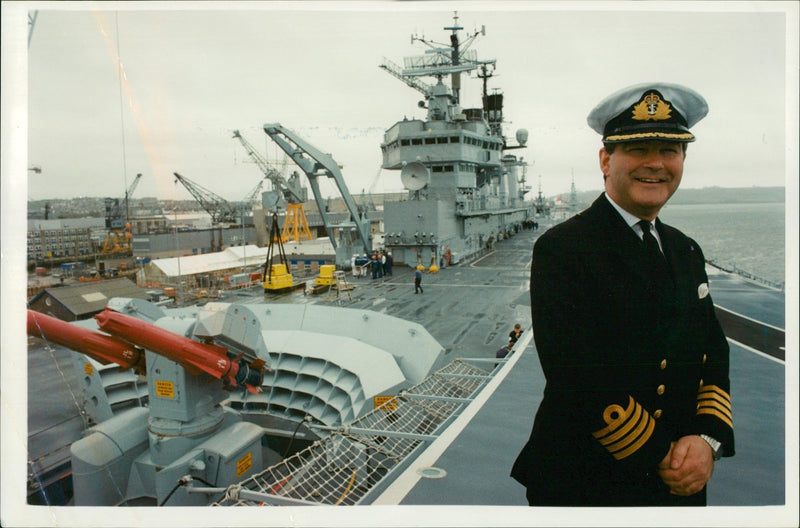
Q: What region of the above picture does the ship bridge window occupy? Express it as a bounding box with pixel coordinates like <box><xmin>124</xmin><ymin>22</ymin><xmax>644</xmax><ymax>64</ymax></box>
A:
<box><xmin>450</xmin><ymin>136</ymin><xmax>460</xmax><ymax>143</ymax></box>
<box><xmin>411</xmin><ymin>138</ymin><xmax>422</xmax><ymax>145</ymax></box>
<box><xmin>432</xmin><ymin>166</ymin><xmax>443</xmax><ymax>173</ymax></box>
<box><xmin>436</xmin><ymin>137</ymin><xmax>447</xmax><ymax>144</ymax></box>
<box><xmin>444</xmin><ymin>165</ymin><xmax>454</xmax><ymax>172</ymax></box>
<box><xmin>425</xmin><ymin>138</ymin><xmax>435</xmax><ymax>145</ymax></box>
<box><xmin>401</xmin><ymin>139</ymin><xmax>410</xmax><ymax>146</ymax></box>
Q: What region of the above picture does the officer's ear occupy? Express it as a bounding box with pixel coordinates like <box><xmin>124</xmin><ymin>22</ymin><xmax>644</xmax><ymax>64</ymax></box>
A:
<box><xmin>599</xmin><ymin>147</ymin><xmax>611</xmax><ymax>178</ymax></box>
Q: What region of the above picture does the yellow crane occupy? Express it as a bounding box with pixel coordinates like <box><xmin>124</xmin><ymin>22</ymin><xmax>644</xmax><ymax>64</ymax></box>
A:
<box><xmin>101</xmin><ymin>173</ymin><xmax>141</xmax><ymax>254</ymax></box>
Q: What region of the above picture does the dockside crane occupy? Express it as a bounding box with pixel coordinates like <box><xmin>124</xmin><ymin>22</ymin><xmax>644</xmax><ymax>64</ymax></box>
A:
<box><xmin>232</xmin><ymin>130</ymin><xmax>311</xmax><ymax>243</ymax></box>
<box><xmin>242</xmin><ymin>178</ymin><xmax>266</xmax><ymax>210</ymax></box>
<box><xmin>173</xmin><ymin>172</ymin><xmax>239</xmax><ymax>225</ymax></box>
<box><xmin>173</xmin><ymin>172</ymin><xmax>244</xmax><ymax>253</ymax></box>
<box><xmin>262</xmin><ymin>123</ymin><xmax>372</xmax><ymax>260</ymax></box>
<box><xmin>232</xmin><ymin>130</ymin><xmax>307</xmax><ymax>204</ymax></box>
<box><xmin>101</xmin><ymin>173</ymin><xmax>141</xmax><ymax>254</ymax></box>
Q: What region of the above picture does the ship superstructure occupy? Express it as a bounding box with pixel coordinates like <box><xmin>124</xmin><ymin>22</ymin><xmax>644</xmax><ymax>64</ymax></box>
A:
<box><xmin>380</xmin><ymin>14</ymin><xmax>531</xmax><ymax>266</ymax></box>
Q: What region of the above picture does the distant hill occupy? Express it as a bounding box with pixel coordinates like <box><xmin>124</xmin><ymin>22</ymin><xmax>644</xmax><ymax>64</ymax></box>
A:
<box><xmin>564</xmin><ymin>186</ymin><xmax>785</xmax><ymax>206</ymax></box>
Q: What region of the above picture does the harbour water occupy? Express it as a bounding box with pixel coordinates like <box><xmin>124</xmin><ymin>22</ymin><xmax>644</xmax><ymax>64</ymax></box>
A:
<box><xmin>657</xmin><ymin>202</ymin><xmax>785</xmax><ymax>285</ymax></box>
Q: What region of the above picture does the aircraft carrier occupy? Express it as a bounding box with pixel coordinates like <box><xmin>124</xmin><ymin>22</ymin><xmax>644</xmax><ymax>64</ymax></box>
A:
<box><xmin>21</xmin><ymin>14</ymin><xmax>790</xmax><ymax>527</ymax></box>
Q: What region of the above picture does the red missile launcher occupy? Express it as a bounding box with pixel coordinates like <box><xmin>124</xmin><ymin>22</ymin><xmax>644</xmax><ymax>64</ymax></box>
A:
<box><xmin>27</xmin><ymin>310</ymin><xmax>146</xmax><ymax>374</ymax></box>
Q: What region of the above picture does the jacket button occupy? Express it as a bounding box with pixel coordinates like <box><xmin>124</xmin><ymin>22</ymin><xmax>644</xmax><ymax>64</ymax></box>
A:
<box><xmin>653</xmin><ymin>409</ymin><xmax>662</xmax><ymax>418</ymax></box>
<box><xmin>660</xmin><ymin>359</ymin><xmax>667</xmax><ymax>370</ymax></box>
<box><xmin>657</xmin><ymin>385</ymin><xmax>665</xmax><ymax>395</ymax></box>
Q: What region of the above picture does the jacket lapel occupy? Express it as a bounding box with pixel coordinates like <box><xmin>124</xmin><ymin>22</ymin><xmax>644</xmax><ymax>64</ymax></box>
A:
<box><xmin>657</xmin><ymin>220</ymin><xmax>695</xmax><ymax>311</ymax></box>
<box><xmin>587</xmin><ymin>196</ymin><xmax>657</xmax><ymax>288</ymax></box>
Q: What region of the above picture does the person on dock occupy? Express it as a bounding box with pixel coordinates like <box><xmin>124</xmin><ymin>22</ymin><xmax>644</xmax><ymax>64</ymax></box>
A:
<box><xmin>383</xmin><ymin>251</ymin><xmax>393</xmax><ymax>276</ymax></box>
<box><xmin>494</xmin><ymin>341</ymin><xmax>514</xmax><ymax>368</ymax></box>
<box><xmin>370</xmin><ymin>252</ymin><xmax>380</xmax><ymax>280</ymax></box>
<box><xmin>509</xmin><ymin>323</ymin><xmax>522</xmax><ymax>345</ymax></box>
<box><xmin>511</xmin><ymin>83</ymin><xmax>734</xmax><ymax>506</ymax></box>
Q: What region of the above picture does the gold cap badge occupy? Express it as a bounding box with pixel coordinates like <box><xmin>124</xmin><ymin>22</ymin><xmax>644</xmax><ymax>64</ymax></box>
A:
<box><xmin>632</xmin><ymin>92</ymin><xmax>673</xmax><ymax>122</ymax></box>
<box><xmin>587</xmin><ymin>83</ymin><xmax>708</xmax><ymax>144</ymax></box>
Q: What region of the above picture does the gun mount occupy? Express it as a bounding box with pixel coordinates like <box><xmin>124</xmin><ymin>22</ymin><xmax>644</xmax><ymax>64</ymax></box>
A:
<box><xmin>26</xmin><ymin>297</ymin><xmax>445</xmax><ymax>506</ymax></box>
<box><xmin>27</xmin><ymin>300</ymin><xmax>271</xmax><ymax>506</ymax></box>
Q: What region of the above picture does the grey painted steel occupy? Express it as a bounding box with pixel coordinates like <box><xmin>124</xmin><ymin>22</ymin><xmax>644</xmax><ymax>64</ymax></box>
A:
<box><xmin>263</xmin><ymin>123</ymin><xmax>372</xmax><ymax>256</ymax></box>
<box><xmin>378</xmin><ymin>18</ymin><xmax>532</xmax><ymax>267</ymax></box>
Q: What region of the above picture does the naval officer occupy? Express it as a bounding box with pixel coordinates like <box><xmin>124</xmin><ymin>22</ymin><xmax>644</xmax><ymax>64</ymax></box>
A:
<box><xmin>511</xmin><ymin>83</ymin><xmax>734</xmax><ymax>506</ymax></box>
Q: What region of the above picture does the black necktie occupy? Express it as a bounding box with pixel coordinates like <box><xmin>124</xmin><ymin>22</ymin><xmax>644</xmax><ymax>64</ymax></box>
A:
<box><xmin>637</xmin><ymin>220</ymin><xmax>671</xmax><ymax>285</ymax></box>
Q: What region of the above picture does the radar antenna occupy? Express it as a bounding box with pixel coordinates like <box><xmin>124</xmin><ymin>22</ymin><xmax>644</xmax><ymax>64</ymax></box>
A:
<box><xmin>388</xmin><ymin>10</ymin><xmax>494</xmax><ymax>105</ymax></box>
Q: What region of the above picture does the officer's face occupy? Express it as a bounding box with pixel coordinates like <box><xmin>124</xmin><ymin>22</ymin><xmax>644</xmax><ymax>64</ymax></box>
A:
<box><xmin>599</xmin><ymin>140</ymin><xmax>685</xmax><ymax>220</ymax></box>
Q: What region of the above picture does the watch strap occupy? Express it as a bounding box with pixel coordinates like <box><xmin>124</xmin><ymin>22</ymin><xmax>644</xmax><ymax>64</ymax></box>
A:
<box><xmin>699</xmin><ymin>434</ymin><xmax>722</xmax><ymax>460</ymax></box>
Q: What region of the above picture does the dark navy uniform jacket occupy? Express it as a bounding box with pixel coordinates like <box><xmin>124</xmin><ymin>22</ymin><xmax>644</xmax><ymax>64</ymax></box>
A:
<box><xmin>511</xmin><ymin>194</ymin><xmax>734</xmax><ymax>506</ymax></box>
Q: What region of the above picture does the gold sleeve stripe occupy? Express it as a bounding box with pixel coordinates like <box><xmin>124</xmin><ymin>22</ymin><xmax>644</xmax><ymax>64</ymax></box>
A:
<box><xmin>604</xmin><ymin>408</ymin><xmax>650</xmax><ymax>453</ymax></box>
<box><xmin>611</xmin><ymin>418</ymin><xmax>656</xmax><ymax>460</ymax></box>
<box><xmin>597</xmin><ymin>402</ymin><xmax>643</xmax><ymax>446</ymax></box>
<box><xmin>697</xmin><ymin>407</ymin><xmax>733</xmax><ymax>428</ymax></box>
<box><xmin>698</xmin><ymin>385</ymin><xmax>731</xmax><ymax>404</ymax></box>
<box><xmin>697</xmin><ymin>384</ymin><xmax>733</xmax><ymax>428</ymax></box>
<box><xmin>698</xmin><ymin>394</ymin><xmax>732</xmax><ymax>411</ymax></box>
<box><xmin>698</xmin><ymin>399</ymin><xmax>733</xmax><ymax>420</ymax></box>
<box><xmin>592</xmin><ymin>396</ymin><xmax>655</xmax><ymax>460</ymax></box>
<box><xmin>592</xmin><ymin>397</ymin><xmax>636</xmax><ymax>438</ymax></box>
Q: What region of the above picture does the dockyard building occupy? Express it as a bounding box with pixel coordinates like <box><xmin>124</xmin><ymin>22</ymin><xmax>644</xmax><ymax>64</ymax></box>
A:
<box><xmin>27</xmin><ymin>218</ymin><xmax>104</xmax><ymax>262</ymax></box>
<box><xmin>28</xmin><ymin>277</ymin><xmax>149</xmax><ymax>322</ymax></box>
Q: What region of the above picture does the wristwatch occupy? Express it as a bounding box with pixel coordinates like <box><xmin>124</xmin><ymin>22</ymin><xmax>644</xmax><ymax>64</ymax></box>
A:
<box><xmin>699</xmin><ymin>434</ymin><xmax>722</xmax><ymax>461</ymax></box>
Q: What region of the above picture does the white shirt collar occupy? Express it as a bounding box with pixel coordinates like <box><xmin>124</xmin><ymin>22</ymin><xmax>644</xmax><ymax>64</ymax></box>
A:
<box><xmin>603</xmin><ymin>193</ymin><xmax>662</xmax><ymax>245</ymax></box>
<box><xmin>604</xmin><ymin>192</ymin><xmax>651</xmax><ymax>229</ymax></box>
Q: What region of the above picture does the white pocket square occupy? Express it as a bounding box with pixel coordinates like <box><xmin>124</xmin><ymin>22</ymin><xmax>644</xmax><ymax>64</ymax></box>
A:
<box><xmin>698</xmin><ymin>283</ymin><xmax>709</xmax><ymax>299</ymax></box>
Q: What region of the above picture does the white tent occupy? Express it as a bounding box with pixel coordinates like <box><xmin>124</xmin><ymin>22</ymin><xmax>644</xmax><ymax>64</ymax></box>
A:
<box><xmin>143</xmin><ymin>245</ymin><xmax>266</xmax><ymax>281</ymax></box>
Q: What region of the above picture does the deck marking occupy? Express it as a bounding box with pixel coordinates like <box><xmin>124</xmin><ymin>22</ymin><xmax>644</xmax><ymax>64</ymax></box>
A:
<box><xmin>469</xmin><ymin>251</ymin><xmax>497</xmax><ymax>267</ymax></box>
<box><xmin>371</xmin><ymin>328</ymin><xmax>533</xmax><ymax>504</ymax></box>
<box><xmin>726</xmin><ymin>337</ymin><xmax>785</xmax><ymax>365</ymax></box>
<box><xmin>713</xmin><ymin>304</ymin><xmax>785</xmax><ymax>332</ymax></box>
<box><xmin>713</xmin><ymin>304</ymin><xmax>785</xmax><ymax>360</ymax></box>
<box><xmin>404</xmin><ymin>283</ymin><xmax>523</xmax><ymax>289</ymax></box>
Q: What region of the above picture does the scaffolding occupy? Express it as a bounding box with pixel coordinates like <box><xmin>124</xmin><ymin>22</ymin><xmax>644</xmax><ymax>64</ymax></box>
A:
<box><xmin>281</xmin><ymin>203</ymin><xmax>312</xmax><ymax>243</ymax></box>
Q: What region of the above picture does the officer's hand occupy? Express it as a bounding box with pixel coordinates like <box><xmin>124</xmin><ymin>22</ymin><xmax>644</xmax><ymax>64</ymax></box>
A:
<box><xmin>657</xmin><ymin>435</ymin><xmax>714</xmax><ymax>496</ymax></box>
<box><xmin>657</xmin><ymin>441</ymin><xmax>675</xmax><ymax>470</ymax></box>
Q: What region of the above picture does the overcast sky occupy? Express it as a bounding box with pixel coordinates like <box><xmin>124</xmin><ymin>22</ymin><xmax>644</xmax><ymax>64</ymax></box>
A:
<box><xmin>10</xmin><ymin>1</ymin><xmax>797</xmax><ymax>204</ymax></box>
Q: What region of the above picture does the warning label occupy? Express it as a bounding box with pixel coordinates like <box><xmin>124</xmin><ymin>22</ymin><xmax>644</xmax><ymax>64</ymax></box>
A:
<box><xmin>374</xmin><ymin>395</ymin><xmax>398</xmax><ymax>411</ymax></box>
<box><xmin>83</xmin><ymin>363</ymin><xmax>93</xmax><ymax>376</ymax></box>
<box><xmin>155</xmin><ymin>380</ymin><xmax>175</xmax><ymax>398</ymax></box>
<box><xmin>236</xmin><ymin>452</ymin><xmax>253</xmax><ymax>477</ymax></box>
